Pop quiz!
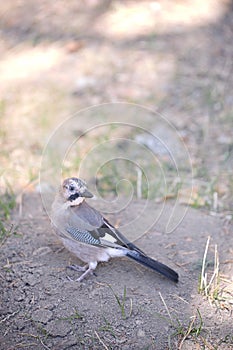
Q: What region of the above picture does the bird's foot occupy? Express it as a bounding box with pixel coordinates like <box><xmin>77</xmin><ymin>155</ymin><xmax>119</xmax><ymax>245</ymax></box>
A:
<box><xmin>66</xmin><ymin>264</ymin><xmax>88</xmax><ymax>282</ymax></box>
<box><xmin>75</xmin><ymin>266</ymin><xmax>95</xmax><ymax>282</ymax></box>
<box><xmin>66</xmin><ymin>264</ymin><xmax>96</xmax><ymax>282</ymax></box>
<box><xmin>67</xmin><ymin>264</ymin><xmax>88</xmax><ymax>272</ymax></box>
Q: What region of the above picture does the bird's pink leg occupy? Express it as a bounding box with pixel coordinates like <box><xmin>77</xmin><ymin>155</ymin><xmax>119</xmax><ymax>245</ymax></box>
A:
<box><xmin>76</xmin><ymin>261</ymin><xmax>98</xmax><ymax>282</ymax></box>
<box><xmin>67</xmin><ymin>261</ymin><xmax>97</xmax><ymax>282</ymax></box>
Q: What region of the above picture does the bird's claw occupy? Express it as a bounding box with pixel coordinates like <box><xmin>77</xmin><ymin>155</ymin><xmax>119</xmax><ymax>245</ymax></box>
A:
<box><xmin>67</xmin><ymin>264</ymin><xmax>88</xmax><ymax>272</ymax></box>
<box><xmin>66</xmin><ymin>264</ymin><xmax>95</xmax><ymax>282</ymax></box>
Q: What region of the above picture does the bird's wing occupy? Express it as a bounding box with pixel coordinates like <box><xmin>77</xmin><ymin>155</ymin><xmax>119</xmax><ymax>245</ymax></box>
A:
<box><xmin>100</xmin><ymin>218</ymin><xmax>145</xmax><ymax>254</ymax></box>
<box><xmin>66</xmin><ymin>201</ymin><xmax>145</xmax><ymax>253</ymax></box>
<box><xmin>66</xmin><ymin>226</ymin><xmax>101</xmax><ymax>246</ymax></box>
<box><xmin>69</xmin><ymin>201</ymin><xmax>103</xmax><ymax>229</ymax></box>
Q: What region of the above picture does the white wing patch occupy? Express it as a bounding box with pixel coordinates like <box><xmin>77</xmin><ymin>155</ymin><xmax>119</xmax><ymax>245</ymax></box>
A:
<box><xmin>101</xmin><ymin>232</ymin><xmax>118</xmax><ymax>243</ymax></box>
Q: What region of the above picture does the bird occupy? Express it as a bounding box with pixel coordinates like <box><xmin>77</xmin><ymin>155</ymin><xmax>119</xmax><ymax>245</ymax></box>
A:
<box><xmin>51</xmin><ymin>177</ymin><xmax>179</xmax><ymax>283</ymax></box>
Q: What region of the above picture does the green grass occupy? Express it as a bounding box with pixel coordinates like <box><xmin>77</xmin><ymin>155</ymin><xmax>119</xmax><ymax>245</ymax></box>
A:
<box><xmin>0</xmin><ymin>189</ymin><xmax>16</xmax><ymax>220</ymax></box>
<box><xmin>158</xmin><ymin>293</ymin><xmax>207</xmax><ymax>349</ymax></box>
<box><xmin>0</xmin><ymin>184</ymin><xmax>17</xmax><ymax>245</ymax></box>
<box><xmin>59</xmin><ymin>308</ymin><xmax>84</xmax><ymax>322</ymax></box>
<box><xmin>108</xmin><ymin>285</ymin><xmax>132</xmax><ymax>320</ymax></box>
<box><xmin>171</xmin><ymin>309</ymin><xmax>203</xmax><ymax>349</ymax></box>
<box><xmin>98</xmin><ymin>317</ymin><xmax>116</xmax><ymax>338</ymax></box>
<box><xmin>0</xmin><ymin>223</ymin><xmax>18</xmax><ymax>246</ymax></box>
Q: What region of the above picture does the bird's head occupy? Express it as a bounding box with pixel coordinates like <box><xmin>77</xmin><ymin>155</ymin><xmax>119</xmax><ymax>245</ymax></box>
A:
<box><xmin>61</xmin><ymin>177</ymin><xmax>93</xmax><ymax>203</ymax></box>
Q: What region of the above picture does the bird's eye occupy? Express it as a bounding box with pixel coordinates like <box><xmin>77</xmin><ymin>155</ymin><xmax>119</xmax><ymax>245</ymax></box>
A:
<box><xmin>69</xmin><ymin>185</ymin><xmax>75</xmax><ymax>191</ymax></box>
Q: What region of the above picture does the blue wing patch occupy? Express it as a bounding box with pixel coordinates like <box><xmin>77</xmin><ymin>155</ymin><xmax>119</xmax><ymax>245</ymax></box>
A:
<box><xmin>66</xmin><ymin>227</ymin><xmax>100</xmax><ymax>246</ymax></box>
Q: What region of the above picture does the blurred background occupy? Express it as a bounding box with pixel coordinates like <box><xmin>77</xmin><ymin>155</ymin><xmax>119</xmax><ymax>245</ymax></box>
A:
<box><xmin>0</xmin><ymin>0</ymin><xmax>232</xmax><ymax>225</ymax></box>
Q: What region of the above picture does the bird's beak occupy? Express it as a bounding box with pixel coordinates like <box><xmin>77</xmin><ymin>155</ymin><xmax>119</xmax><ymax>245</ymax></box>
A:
<box><xmin>82</xmin><ymin>189</ymin><xmax>93</xmax><ymax>198</ymax></box>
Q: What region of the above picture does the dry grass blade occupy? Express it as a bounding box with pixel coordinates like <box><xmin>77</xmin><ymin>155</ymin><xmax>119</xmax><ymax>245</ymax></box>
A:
<box><xmin>205</xmin><ymin>244</ymin><xmax>219</xmax><ymax>296</ymax></box>
<box><xmin>200</xmin><ymin>236</ymin><xmax>210</xmax><ymax>293</ymax></box>
<box><xmin>198</xmin><ymin>237</ymin><xmax>233</xmax><ymax>309</ymax></box>
<box><xmin>95</xmin><ymin>331</ymin><xmax>109</xmax><ymax>350</ymax></box>
<box><xmin>159</xmin><ymin>292</ymin><xmax>172</xmax><ymax>323</ymax></box>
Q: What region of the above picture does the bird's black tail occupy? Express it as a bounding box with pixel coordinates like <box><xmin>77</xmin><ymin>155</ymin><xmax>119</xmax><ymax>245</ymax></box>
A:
<box><xmin>126</xmin><ymin>250</ymin><xmax>179</xmax><ymax>283</ymax></box>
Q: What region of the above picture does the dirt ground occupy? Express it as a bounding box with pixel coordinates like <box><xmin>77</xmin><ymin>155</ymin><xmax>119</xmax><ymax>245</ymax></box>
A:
<box><xmin>0</xmin><ymin>0</ymin><xmax>233</xmax><ymax>349</ymax></box>
<box><xmin>0</xmin><ymin>194</ymin><xmax>233</xmax><ymax>349</ymax></box>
